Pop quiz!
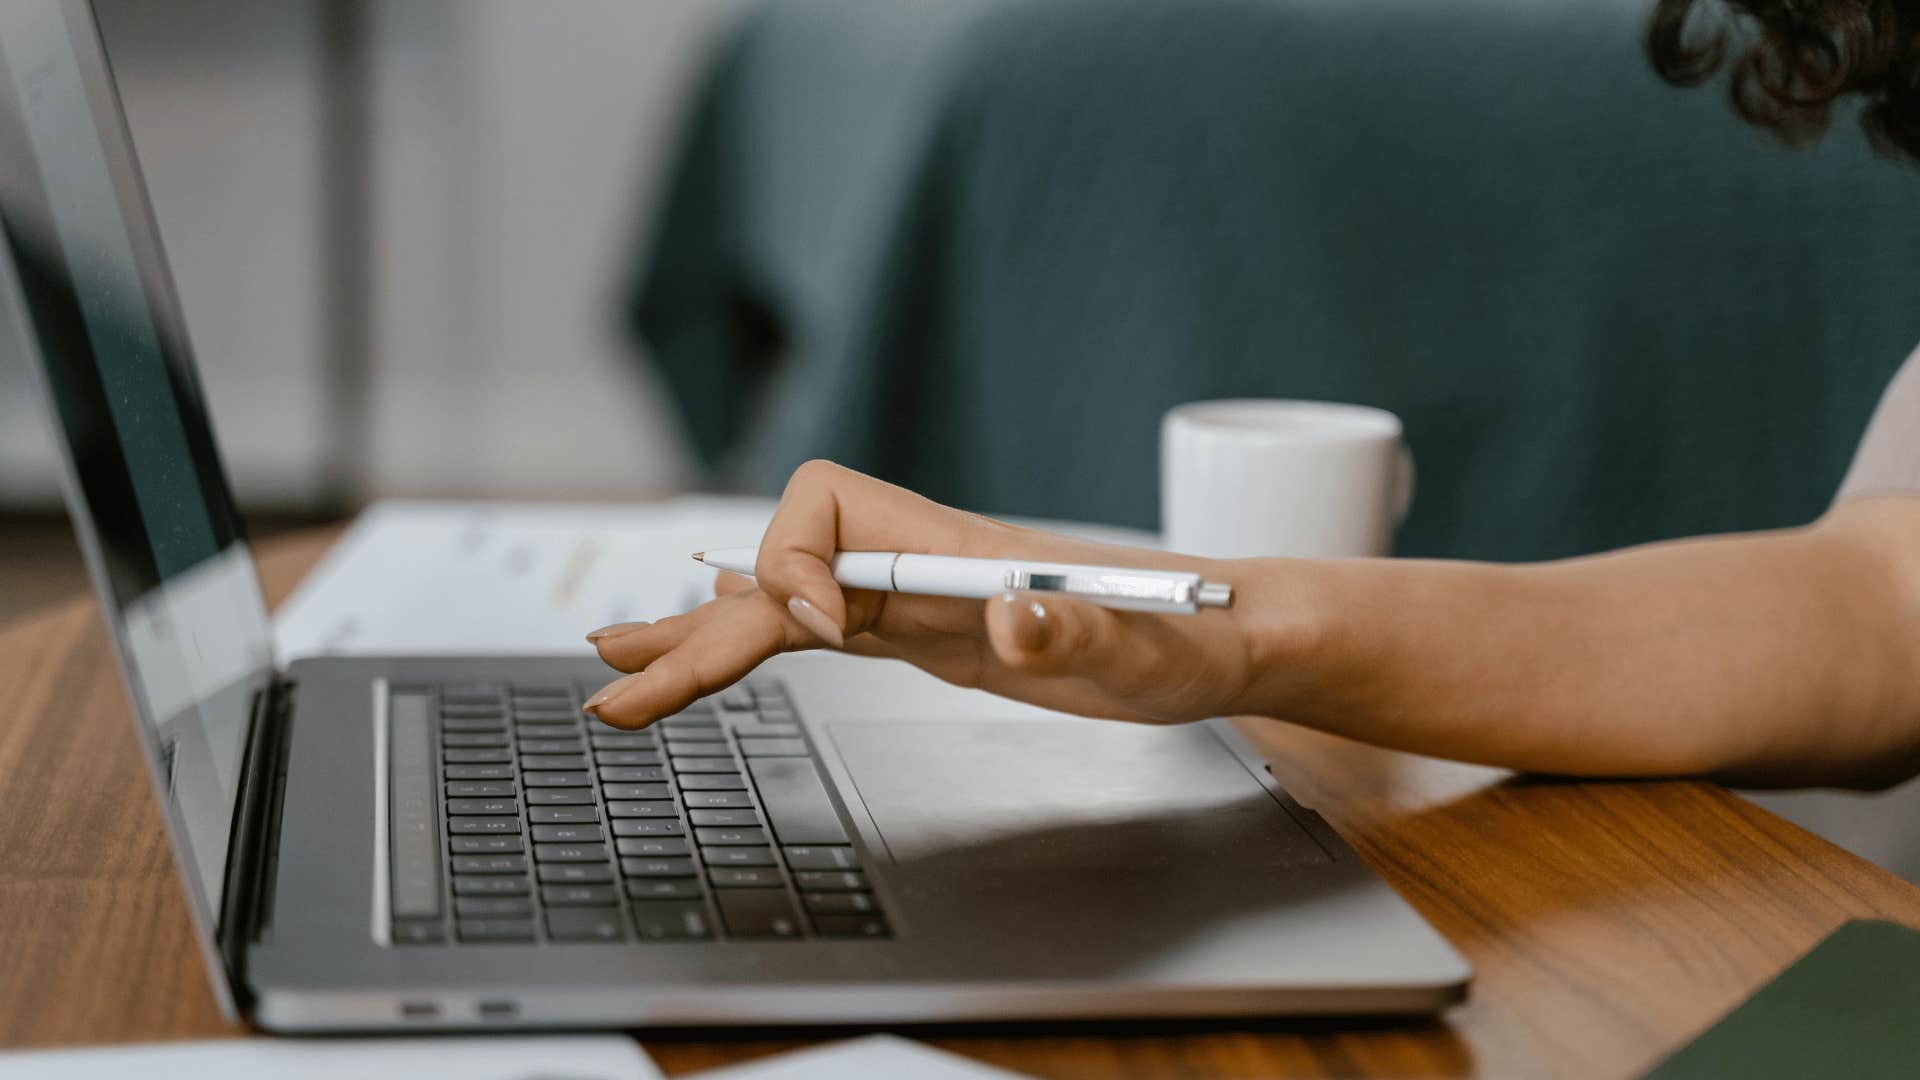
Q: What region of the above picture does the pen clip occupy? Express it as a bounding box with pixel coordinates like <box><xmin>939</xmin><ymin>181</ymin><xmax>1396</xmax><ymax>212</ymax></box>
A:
<box><xmin>1002</xmin><ymin>568</ymin><xmax>1195</xmax><ymax>607</ymax></box>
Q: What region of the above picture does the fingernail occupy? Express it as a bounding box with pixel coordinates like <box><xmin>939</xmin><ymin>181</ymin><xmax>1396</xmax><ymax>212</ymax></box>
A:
<box><xmin>583</xmin><ymin>671</ymin><xmax>643</xmax><ymax>712</ymax></box>
<box><xmin>786</xmin><ymin>596</ymin><xmax>845</xmax><ymax>649</ymax></box>
<box><xmin>586</xmin><ymin>621</ymin><xmax>650</xmax><ymax>644</ymax></box>
<box><xmin>1007</xmin><ymin>593</ymin><xmax>1051</xmax><ymax>653</ymax></box>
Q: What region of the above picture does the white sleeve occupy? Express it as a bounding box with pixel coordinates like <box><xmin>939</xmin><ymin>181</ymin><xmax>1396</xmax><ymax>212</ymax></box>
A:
<box><xmin>1837</xmin><ymin>346</ymin><xmax>1920</xmax><ymax>502</ymax></box>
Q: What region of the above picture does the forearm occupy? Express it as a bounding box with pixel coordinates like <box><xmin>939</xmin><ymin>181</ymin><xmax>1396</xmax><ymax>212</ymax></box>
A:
<box><xmin>1235</xmin><ymin>499</ymin><xmax>1920</xmax><ymax>788</ymax></box>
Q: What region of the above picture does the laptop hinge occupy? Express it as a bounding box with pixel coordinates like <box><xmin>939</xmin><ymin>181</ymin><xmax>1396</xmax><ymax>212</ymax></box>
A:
<box><xmin>216</xmin><ymin>675</ymin><xmax>296</xmax><ymax>1010</ymax></box>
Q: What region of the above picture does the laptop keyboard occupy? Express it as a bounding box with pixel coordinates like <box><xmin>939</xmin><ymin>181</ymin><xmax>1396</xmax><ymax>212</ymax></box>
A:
<box><xmin>386</xmin><ymin>676</ymin><xmax>891</xmax><ymax>946</ymax></box>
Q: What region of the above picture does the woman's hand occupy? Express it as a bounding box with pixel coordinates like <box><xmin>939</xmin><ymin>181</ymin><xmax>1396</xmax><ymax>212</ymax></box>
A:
<box><xmin>583</xmin><ymin>461</ymin><xmax>1286</xmax><ymax>729</ymax></box>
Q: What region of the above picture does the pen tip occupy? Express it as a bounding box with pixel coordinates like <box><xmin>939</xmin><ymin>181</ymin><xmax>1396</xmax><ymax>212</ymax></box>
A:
<box><xmin>690</xmin><ymin>551</ymin><xmax>705</xmax><ymax>563</ymax></box>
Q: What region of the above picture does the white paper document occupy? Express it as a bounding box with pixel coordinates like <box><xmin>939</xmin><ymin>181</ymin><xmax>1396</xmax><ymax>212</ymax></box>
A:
<box><xmin>687</xmin><ymin>1035</ymin><xmax>1033</xmax><ymax>1080</ymax></box>
<box><xmin>273</xmin><ymin>496</ymin><xmax>784</xmax><ymax>659</ymax></box>
<box><xmin>0</xmin><ymin>1036</ymin><xmax>660</xmax><ymax>1080</ymax></box>
<box><xmin>272</xmin><ymin>497</ymin><xmax>1156</xmax><ymax>660</ymax></box>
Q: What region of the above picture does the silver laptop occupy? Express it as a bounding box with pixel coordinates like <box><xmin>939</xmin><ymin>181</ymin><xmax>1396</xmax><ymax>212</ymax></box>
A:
<box><xmin>0</xmin><ymin>0</ymin><xmax>1468</xmax><ymax>1031</ymax></box>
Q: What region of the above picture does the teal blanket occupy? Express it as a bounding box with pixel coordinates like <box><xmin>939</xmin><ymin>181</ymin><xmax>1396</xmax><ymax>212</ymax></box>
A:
<box><xmin>632</xmin><ymin>0</ymin><xmax>1920</xmax><ymax>560</ymax></box>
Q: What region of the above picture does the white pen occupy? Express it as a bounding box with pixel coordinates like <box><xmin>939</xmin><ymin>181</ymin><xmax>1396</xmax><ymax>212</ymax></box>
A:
<box><xmin>692</xmin><ymin>547</ymin><xmax>1233</xmax><ymax>615</ymax></box>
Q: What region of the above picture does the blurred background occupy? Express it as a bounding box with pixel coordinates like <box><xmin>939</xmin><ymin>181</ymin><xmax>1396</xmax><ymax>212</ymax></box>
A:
<box><xmin>6</xmin><ymin>0</ymin><xmax>1920</xmax><ymax>875</ymax></box>
<box><xmin>0</xmin><ymin>0</ymin><xmax>738</xmax><ymax>617</ymax></box>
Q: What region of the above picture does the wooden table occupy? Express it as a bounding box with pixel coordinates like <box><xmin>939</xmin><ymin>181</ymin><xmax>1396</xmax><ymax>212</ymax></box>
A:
<box><xmin>5</xmin><ymin>525</ymin><xmax>1920</xmax><ymax>1077</ymax></box>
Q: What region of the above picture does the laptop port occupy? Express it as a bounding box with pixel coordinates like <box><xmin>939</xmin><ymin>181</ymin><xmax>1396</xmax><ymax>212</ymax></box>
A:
<box><xmin>477</xmin><ymin>999</ymin><xmax>517</xmax><ymax>1019</ymax></box>
<box><xmin>399</xmin><ymin>1001</ymin><xmax>440</xmax><ymax>1020</ymax></box>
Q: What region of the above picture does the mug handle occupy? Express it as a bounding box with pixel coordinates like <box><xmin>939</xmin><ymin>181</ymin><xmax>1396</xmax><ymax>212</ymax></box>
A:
<box><xmin>1394</xmin><ymin>443</ymin><xmax>1416</xmax><ymax>525</ymax></box>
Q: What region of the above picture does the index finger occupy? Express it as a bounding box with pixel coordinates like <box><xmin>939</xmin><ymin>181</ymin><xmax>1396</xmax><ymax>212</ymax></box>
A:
<box><xmin>752</xmin><ymin>460</ymin><xmax>1017</xmax><ymax>641</ymax></box>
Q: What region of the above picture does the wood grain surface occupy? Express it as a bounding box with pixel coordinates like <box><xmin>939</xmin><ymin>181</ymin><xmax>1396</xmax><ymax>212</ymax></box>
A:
<box><xmin>3</xmin><ymin>524</ymin><xmax>1918</xmax><ymax>1077</ymax></box>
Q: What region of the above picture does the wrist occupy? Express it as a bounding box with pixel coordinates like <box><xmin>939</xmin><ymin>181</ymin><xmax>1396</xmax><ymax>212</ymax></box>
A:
<box><xmin>1216</xmin><ymin>557</ymin><xmax>1342</xmax><ymax>720</ymax></box>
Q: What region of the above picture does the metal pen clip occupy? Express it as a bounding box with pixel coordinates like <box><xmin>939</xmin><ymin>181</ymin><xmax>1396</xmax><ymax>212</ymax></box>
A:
<box><xmin>1001</xmin><ymin>569</ymin><xmax>1233</xmax><ymax>612</ymax></box>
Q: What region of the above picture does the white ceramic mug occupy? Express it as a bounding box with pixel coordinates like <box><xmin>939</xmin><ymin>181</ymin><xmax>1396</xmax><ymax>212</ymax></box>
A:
<box><xmin>1160</xmin><ymin>400</ymin><xmax>1414</xmax><ymax>559</ymax></box>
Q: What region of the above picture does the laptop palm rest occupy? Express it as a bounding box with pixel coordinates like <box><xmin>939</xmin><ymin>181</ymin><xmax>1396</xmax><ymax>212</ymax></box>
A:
<box><xmin>827</xmin><ymin>720</ymin><xmax>1339</xmax><ymax>942</ymax></box>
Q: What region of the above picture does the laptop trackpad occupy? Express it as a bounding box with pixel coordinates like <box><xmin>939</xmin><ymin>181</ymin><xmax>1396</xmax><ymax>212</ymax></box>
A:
<box><xmin>826</xmin><ymin>720</ymin><xmax>1328</xmax><ymax>870</ymax></box>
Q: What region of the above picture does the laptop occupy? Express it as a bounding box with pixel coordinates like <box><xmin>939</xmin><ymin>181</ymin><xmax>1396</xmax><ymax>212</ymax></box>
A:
<box><xmin>0</xmin><ymin>0</ymin><xmax>1469</xmax><ymax>1030</ymax></box>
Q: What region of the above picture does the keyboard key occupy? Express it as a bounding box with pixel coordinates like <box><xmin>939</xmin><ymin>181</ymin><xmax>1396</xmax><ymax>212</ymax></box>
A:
<box><xmin>513</xmin><ymin>707</ymin><xmax>578</xmax><ymax>722</ymax></box>
<box><xmin>616</xmin><ymin>837</ymin><xmax>691</xmax><ymax>857</ymax></box>
<box><xmin>621</xmin><ymin>857</ymin><xmax>696</xmax><ymax>878</ymax></box>
<box><xmin>608</xmin><ymin>800</ymin><xmax>678</xmax><ymax>818</ymax></box>
<box><xmin>443</xmin><ymin>732</ymin><xmax>509</xmax><ymax>747</ymax></box>
<box><xmin>802</xmin><ymin>891</ymin><xmax>879</xmax><ymax>914</ymax></box>
<box><xmin>595</xmin><ymin>751</ymin><xmax>663</xmax><ymax>767</ymax></box>
<box><xmin>683</xmin><ymin>791</ymin><xmax>752</xmax><ymax>809</ymax></box>
<box><xmin>452</xmin><ymin>854</ymin><xmax>527</xmax><ymax>875</ymax></box>
<box><xmin>601</xmin><ymin>783</ymin><xmax>670</xmax><ymax>799</ymax></box>
<box><xmin>441</xmin><ymin>682</ymin><xmax>501</xmax><ymax>701</ymax></box>
<box><xmin>716</xmin><ymin>889</ymin><xmax>802</xmax><ymax>939</ymax></box>
<box><xmin>783</xmin><ymin>846</ymin><xmax>858</xmax><ymax>870</ymax></box>
<box><xmin>446</xmin><ymin>781</ymin><xmax>515</xmax><ymax>797</ymax></box>
<box><xmin>795</xmin><ymin>870</ymin><xmax>868</xmax><ymax>891</ymax></box>
<box><xmin>630</xmin><ymin>900</ymin><xmax>713</xmax><ymax>940</ymax></box>
<box><xmin>547</xmin><ymin>907</ymin><xmax>625</xmax><ymax>942</ymax></box>
<box><xmin>440</xmin><ymin>702</ymin><xmax>504</xmax><ymax>717</ymax></box>
<box><xmin>677</xmin><ymin>773</ymin><xmax>747</xmax><ymax>791</ymax></box>
<box><xmin>674</xmin><ymin>758</ymin><xmax>740</xmax><ymax>774</ymax></box>
<box><xmin>444</xmin><ymin>748</ymin><xmax>512</xmax><ymax>764</ymax></box>
<box><xmin>526</xmin><ymin>788</ymin><xmax>595</xmax><ymax>806</ymax></box>
<box><xmin>515</xmin><ymin>722</ymin><xmax>578</xmax><ymax>738</ymax></box>
<box><xmin>664</xmin><ymin>740</ymin><xmax>730</xmax><ymax>757</ymax></box>
<box><xmin>729</xmin><ymin>723</ymin><xmax>802</xmax><ymax>740</ymax></box>
<box><xmin>543</xmin><ymin>884</ymin><xmax>619</xmax><ymax>906</ymax></box>
<box><xmin>454</xmin><ymin>876</ymin><xmax>530</xmax><ymax>896</ymax></box>
<box><xmin>520</xmin><ymin>754</ymin><xmax>590</xmax><ymax>771</ymax></box>
<box><xmin>456</xmin><ymin>896</ymin><xmax>533</xmax><ymax>917</ymax></box>
<box><xmin>590</xmin><ymin>734</ymin><xmax>657</xmax><ymax>749</ymax></box>
<box><xmin>442</xmin><ymin>717</ymin><xmax>508</xmax><ymax>732</ymax></box>
<box><xmin>695</xmin><ymin>827</ymin><xmax>768</xmax><ymax>846</ymax></box>
<box><xmin>538</xmin><ymin>863</ymin><xmax>614</xmax><ymax>884</ymax></box>
<box><xmin>457</xmin><ymin>919</ymin><xmax>536</xmax><ymax>943</ymax></box>
<box><xmin>391</xmin><ymin>919</ymin><xmax>446</xmax><ymax>945</ymax></box>
<box><xmin>690</xmin><ymin>809</ymin><xmax>761</xmax><ymax>828</ymax></box>
<box><xmin>600</xmin><ymin>766</ymin><xmax>667</xmax><ymax>783</ymax></box>
<box><xmin>446</xmin><ymin>798</ymin><xmax>518</xmax><ymax>816</ymax></box>
<box><xmin>536</xmin><ymin>842</ymin><xmax>611</xmax><ymax>863</ymax></box>
<box><xmin>511</xmin><ymin>684</ymin><xmax>573</xmax><ymax>698</ymax></box>
<box><xmin>518</xmin><ymin>739</ymin><xmax>585</xmax><ymax>755</ymax></box>
<box><xmin>627</xmin><ymin>878</ymin><xmax>702</xmax><ymax>900</ymax></box>
<box><xmin>523</xmin><ymin>771</ymin><xmax>592</xmax><ymax>787</ymax></box>
<box><xmin>718</xmin><ymin>686</ymin><xmax>756</xmax><ymax>711</ymax></box>
<box><xmin>529</xmin><ymin>805</ymin><xmax>599</xmax><ymax>824</ymax></box>
<box><xmin>611</xmin><ymin>818</ymin><xmax>686</xmax><ymax>837</ymax></box>
<box><xmin>812</xmin><ymin>914</ymin><xmax>890</xmax><ymax>939</ymax></box>
<box><xmin>703</xmin><ymin>847</ymin><xmax>777</xmax><ymax>867</ymax></box>
<box><xmin>748</xmin><ymin>757</ymin><xmax>849</xmax><ymax>844</ymax></box>
<box><xmin>450</xmin><ymin>835</ymin><xmax>523</xmax><ymax>855</ymax></box>
<box><xmin>449</xmin><ymin>816</ymin><xmax>521</xmax><ymax>835</ymax></box>
<box><xmin>445</xmin><ymin>764</ymin><xmax>513</xmax><ymax>781</ymax></box>
<box><xmin>708</xmin><ymin>867</ymin><xmax>782</xmax><ymax>888</ymax></box>
<box><xmin>531</xmin><ymin>824</ymin><xmax>604</xmax><ymax>843</ymax></box>
<box><xmin>739</xmin><ymin>737</ymin><xmax>808</xmax><ymax>757</ymax></box>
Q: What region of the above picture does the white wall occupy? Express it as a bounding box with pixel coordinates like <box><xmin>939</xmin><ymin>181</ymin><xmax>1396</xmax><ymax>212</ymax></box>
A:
<box><xmin>1</xmin><ymin>0</ymin><xmax>739</xmax><ymax>508</ymax></box>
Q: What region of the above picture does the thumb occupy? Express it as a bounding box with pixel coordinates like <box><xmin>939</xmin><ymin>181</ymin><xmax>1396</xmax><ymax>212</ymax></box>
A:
<box><xmin>984</xmin><ymin>591</ymin><xmax>1149</xmax><ymax>682</ymax></box>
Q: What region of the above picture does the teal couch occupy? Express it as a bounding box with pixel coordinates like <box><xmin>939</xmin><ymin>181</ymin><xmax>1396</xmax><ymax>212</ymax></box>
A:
<box><xmin>631</xmin><ymin>0</ymin><xmax>1920</xmax><ymax>561</ymax></box>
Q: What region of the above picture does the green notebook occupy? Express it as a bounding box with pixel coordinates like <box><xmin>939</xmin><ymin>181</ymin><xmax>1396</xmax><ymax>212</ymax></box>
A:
<box><xmin>1645</xmin><ymin>920</ymin><xmax>1920</xmax><ymax>1079</ymax></box>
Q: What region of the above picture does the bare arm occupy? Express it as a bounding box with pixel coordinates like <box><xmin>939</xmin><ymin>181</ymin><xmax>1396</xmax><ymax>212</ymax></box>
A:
<box><xmin>587</xmin><ymin>463</ymin><xmax>1920</xmax><ymax>791</ymax></box>
<box><xmin>1239</xmin><ymin>496</ymin><xmax>1920</xmax><ymax>788</ymax></box>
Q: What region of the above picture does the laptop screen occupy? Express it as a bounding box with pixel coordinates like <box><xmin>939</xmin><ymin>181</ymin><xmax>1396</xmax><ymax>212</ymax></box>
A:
<box><xmin>0</xmin><ymin>0</ymin><xmax>273</xmax><ymax>976</ymax></box>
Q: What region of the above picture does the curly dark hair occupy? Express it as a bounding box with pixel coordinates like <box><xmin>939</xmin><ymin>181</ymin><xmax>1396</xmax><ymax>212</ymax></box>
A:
<box><xmin>1647</xmin><ymin>0</ymin><xmax>1920</xmax><ymax>161</ymax></box>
